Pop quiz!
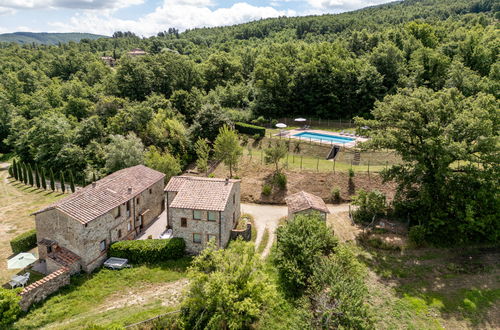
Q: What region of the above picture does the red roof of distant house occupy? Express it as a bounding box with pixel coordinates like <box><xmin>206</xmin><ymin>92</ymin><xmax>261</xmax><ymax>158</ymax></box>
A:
<box><xmin>285</xmin><ymin>191</ymin><xmax>330</xmax><ymax>214</ymax></box>
<box><xmin>127</xmin><ymin>48</ymin><xmax>147</xmax><ymax>55</ymax></box>
<box><xmin>34</xmin><ymin>165</ymin><xmax>165</xmax><ymax>224</ymax></box>
<box><xmin>165</xmin><ymin>176</ymin><xmax>239</xmax><ymax>211</ymax></box>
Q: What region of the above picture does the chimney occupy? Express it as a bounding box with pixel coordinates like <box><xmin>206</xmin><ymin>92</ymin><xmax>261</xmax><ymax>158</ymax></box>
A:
<box><xmin>225</xmin><ymin>178</ymin><xmax>229</xmax><ymax>185</ymax></box>
<box><xmin>128</xmin><ymin>187</ymin><xmax>133</xmax><ymax>194</ymax></box>
<box><xmin>92</xmin><ymin>182</ymin><xmax>96</xmax><ymax>188</ymax></box>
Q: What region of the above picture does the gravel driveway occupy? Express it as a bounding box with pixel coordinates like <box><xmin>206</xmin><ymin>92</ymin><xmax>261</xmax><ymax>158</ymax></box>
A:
<box><xmin>241</xmin><ymin>202</ymin><xmax>354</xmax><ymax>258</ymax></box>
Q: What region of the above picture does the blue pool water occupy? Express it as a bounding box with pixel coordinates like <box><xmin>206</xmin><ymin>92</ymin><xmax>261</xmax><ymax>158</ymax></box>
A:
<box><xmin>293</xmin><ymin>132</ymin><xmax>355</xmax><ymax>144</ymax></box>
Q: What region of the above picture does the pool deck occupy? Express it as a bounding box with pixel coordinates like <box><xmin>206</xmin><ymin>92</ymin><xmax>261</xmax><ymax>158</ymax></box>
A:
<box><xmin>274</xmin><ymin>129</ymin><xmax>367</xmax><ymax>148</ymax></box>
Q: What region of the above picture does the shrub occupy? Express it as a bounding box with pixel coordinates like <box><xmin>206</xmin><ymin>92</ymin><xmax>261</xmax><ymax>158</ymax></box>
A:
<box><xmin>273</xmin><ymin>172</ymin><xmax>287</xmax><ymax>190</ymax></box>
<box><xmin>10</xmin><ymin>229</ymin><xmax>37</xmax><ymax>254</ymax></box>
<box><xmin>409</xmin><ymin>225</ymin><xmax>427</xmax><ymax>247</ymax></box>
<box><xmin>0</xmin><ymin>288</ymin><xmax>22</xmax><ymax>327</ymax></box>
<box><xmin>262</xmin><ymin>184</ymin><xmax>272</xmax><ymax>196</ymax></box>
<box><xmin>234</xmin><ymin>122</ymin><xmax>265</xmax><ymax>138</ymax></box>
<box><xmin>252</xmin><ymin>133</ymin><xmax>261</xmax><ymax>141</ymax></box>
<box><xmin>348</xmin><ymin>168</ymin><xmax>355</xmax><ymax>178</ymax></box>
<box><xmin>309</xmin><ymin>244</ymin><xmax>374</xmax><ymax>329</ymax></box>
<box><xmin>274</xmin><ymin>213</ymin><xmax>338</xmax><ymax>296</ymax></box>
<box><xmin>251</xmin><ymin>116</ymin><xmax>267</xmax><ymax>126</ymax></box>
<box><xmin>351</xmin><ymin>189</ymin><xmax>386</xmax><ymax>223</ymax></box>
<box><xmin>331</xmin><ymin>187</ymin><xmax>341</xmax><ymax>202</ymax></box>
<box><xmin>108</xmin><ymin>238</ymin><xmax>185</xmax><ymax>264</ymax></box>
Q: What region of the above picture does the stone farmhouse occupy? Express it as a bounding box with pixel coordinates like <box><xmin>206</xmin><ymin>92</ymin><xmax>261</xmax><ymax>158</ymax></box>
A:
<box><xmin>33</xmin><ymin>165</ymin><xmax>165</xmax><ymax>273</ymax></box>
<box><xmin>285</xmin><ymin>191</ymin><xmax>330</xmax><ymax>221</ymax></box>
<box><xmin>165</xmin><ymin>176</ymin><xmax>241</xmax><ymax>254</ymax></box>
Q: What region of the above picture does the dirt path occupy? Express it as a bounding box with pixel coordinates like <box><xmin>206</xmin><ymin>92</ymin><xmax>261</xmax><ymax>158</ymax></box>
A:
<box><xmin>242</xmin><ymin>203</ymin><xmax>355</xmax><ymax>257</ymax></box>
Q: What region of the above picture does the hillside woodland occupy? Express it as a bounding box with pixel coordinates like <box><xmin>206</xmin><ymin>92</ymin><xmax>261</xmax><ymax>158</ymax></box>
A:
<box><xmin>0</xmin><ymin>0</ymin><xmax>498</xmax><ymax>244</ymax></box>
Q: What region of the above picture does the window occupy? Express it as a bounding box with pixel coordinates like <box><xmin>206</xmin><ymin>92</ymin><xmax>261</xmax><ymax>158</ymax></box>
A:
<box><xmin>127</xmin><ymin>222</ymin><xmax>132</xmax><ymax>231</ymax></box>
<box><xmin>208</xmin><ymin>211</ymin><xmax>217</xmax><ymax>221</ymax></box>
<box><xmin>47</xmin><ymin>246</ymin><xmax>52</xmax><ymax>254</ymax></box>
<box><xmin>136</xmin><ymin>197</ymin><xmax>140</xmax><ymax>205</ymax></box>
<box><xmin>126</xmin><ymin>201</ymin><xmax>131</xmax><ymax>218</ymax></box>
<box><xmin>114</xmin><ymin>206</ymin><xmax>121</xmax><ymax>218</ymax></box>
<box><xmin>233</xmin><ymin>194</ymin><xmax>235</xmax><ymax>204</ymax></box>
<box><xmin>117</xmin><ymin>229</ymin><xmax>122</xmax><ymax>238</ymax></box>
<box><xmin>99</xmin><ymin>240</ymin><xmax>106</xmax><ymax>252</ymax></box>
<box><xmin>233</xmin><ymin>212</ymin><xmax>235</xmax><ymax>224</ymax></box>
<box><xmin>149</xmin><ymin>188</ymin><xmax>152</xmax><ymax>194</ymax></box>
<box><xmin>193</xmin><ymin>233</ymin><xmax>202</xmax><ymax>244</ymax></box>
<box><xmin>207</xmin><ymin>234</ymin><xmax>217</xmax><ymax>242</ymax></box>
<box><xmin>193</xmin><ymin>210</ymin><xmax>202</xmax><ymax>220</ymax></box>
<box><xmin>181</xmin><ymin>218</ymin><xmax>187</xmax><ymax>227</ymax></box>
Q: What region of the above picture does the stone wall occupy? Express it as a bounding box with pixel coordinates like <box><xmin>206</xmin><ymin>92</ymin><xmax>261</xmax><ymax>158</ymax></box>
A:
<box><xmin>230</xmin><ymin>223</ymin><xmax>252</xmax><ymax>242</ymax></box>
<box><xmin>18</xmin><ymin>267</ymin><xmax>70</xmax><ymax>311</ymax></box>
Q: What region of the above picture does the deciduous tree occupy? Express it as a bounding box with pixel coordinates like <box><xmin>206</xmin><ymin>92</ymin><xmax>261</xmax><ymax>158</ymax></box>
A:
<box><xmin>214</xmin><ymin>125</ymin><xmax>242</xmax><ymax>178</ymax></box>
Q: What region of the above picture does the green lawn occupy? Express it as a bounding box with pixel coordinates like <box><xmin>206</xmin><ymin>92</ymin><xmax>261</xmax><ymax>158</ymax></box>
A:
<box><xmin>13</xmin><ymin>258</ymin><xmax>192</xmax><ymax>329</ymax></box>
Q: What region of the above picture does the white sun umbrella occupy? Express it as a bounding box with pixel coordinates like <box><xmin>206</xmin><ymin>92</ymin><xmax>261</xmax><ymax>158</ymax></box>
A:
<box><xmin>275</xmin><ymin>123</ymin><xmax>287</xmax><ymax>138</ymax></box>
<box><xmin>8</xmin><ymin>252</ymin><xmax>37</xmax><ymax>269</ymax></box>
<box><xmin>294</xmin><ymin>118</ymin><xmax>307</xmax><ymax>122</ymax></box>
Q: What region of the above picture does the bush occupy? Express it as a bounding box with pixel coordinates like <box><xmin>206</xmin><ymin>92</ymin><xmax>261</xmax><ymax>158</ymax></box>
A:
<box><xmin>252</xmin><ymin>133</ymin><xmax>262</xmax><ymax>141</ymax></box>
<box><xmin>234</xmin><ymin>122</ymin><xmax>265</xmax><ymax>138</ymax></box>
<box><xmin>0</xmin><ymin>288</ymin><xmax>22</xmax><ymax>327</ymax></box>
<box><xmin>309</xmin><ymin>244</ymin><xmax>374</xmax><ymax>329</ymax></box>
<box><xmin>108</xmin><ymin>238</ymin><xmax>185</xmax><ymax>264</ymax></box>
<box><xmin>331</xmin><ymin>187</ymin><xmax>341</xmax><ymax>202</ymax></box>
<box><xmin>274</xmin><ymin>213</ymin><xmax>338</xmax><ymax>296</ymax></box>
<box><xmin>351</xmin><ymin>189</ymin><xmax>386</xmax><ymax>223</ymax></box>
<box><xmin>272</xmin><ymin>172</ymin><xmax>287</xmax><ymax>190</ymax></box>
<box><xmin>409</xmin><ymin>225</ymin><xmax>427</xmax><ymax>247</ymax></box>
<box><xmin>10</xmin><ymin>229</ymin><xmax>37</xmax><ymax>254</ymax></box>
<box><xmin>348</xmin><ymin>168</ymin><xmax>355</xmax><ymax>178</ymax></box>
<box><xmin>262</xmin><ymin>184</ymin><xmax>272</xmax><ymax>196</ymax></box>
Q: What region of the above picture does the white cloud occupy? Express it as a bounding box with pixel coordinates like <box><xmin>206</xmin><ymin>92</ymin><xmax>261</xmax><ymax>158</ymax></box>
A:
<box><xmin>307</xmin><ymin>0</ymin><xmax>393</xmax><ymax>11</ymax></box>
<box><xmin>0</xmin><ymin>0</ymin><xmax>143</xmax><ymax>10</ymax></box>
<box><xmin>49</xmin><ymin>0</ymin><xmax>296</xmax><ymax>36</ymax></box>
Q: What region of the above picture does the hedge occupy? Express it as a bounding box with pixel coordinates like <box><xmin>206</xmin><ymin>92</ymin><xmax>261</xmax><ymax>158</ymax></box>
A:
<box><xmin>10</xmin><ymin>229</ymin><xmax>37</xmax><ymax>254</ymax></box>
<box><xmin>108</xmin><ymin>238</ymin><xmax>185</xmax><ymax>264</ymax></box>
<box><xmin>235</xmin><ymin>122</ymin><xmax>265</xmax><ymax>138</ymax></box>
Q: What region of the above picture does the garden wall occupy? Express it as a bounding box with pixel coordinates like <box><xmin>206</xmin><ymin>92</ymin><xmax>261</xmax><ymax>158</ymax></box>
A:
<box><xmin>18</xmin><ymin>267</ymin><xmax>70</xmax><ymax>311</ymax></box>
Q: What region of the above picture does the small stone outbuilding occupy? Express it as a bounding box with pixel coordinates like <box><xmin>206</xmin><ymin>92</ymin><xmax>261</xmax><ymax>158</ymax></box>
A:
<box><xmin>165</xmin><ymin>176</ymin><xmax>241</xmax><ymax>254</ymax></box>
<box><xmin>285</xmin><ymin>191</ymin><xmax>330</xmax><ymax>221</ymax></box>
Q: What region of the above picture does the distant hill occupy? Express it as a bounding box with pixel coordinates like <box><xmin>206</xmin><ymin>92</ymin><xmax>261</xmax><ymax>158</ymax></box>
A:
<box><xmin>0</xmin><ymin>32</ymin><xmax>108</xmax><ymax>45</ymax></box>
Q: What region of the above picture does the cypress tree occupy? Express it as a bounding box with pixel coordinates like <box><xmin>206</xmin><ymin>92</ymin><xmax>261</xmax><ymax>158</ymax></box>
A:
<box><xmin>60</xmin><ymin>170</ymin><xmax>66</xmax><ymax>193</ymax></box>
<box><xmin>12</xmin><ymin>159</ymin><xmax>17</xmax><ymax>180</ymax></box>
<box><xmin>69</xmin><ymin>170</ymin><xmax>75</xmax><ymax>193</ymax></box>
<box><xmin>41</xmin><ymin>168</ymin><xmax>47</xmax><ymax>190</ymax></box>
<box><xmin>34</xmin><ymin>164</ymin><xmax>41</xmax><ymax>189</ymax></box>
<box><xmin>8</xmin><ymin>162</ymin><xmax>14</xmax><ymax>177</ymax></box>
<box><xmin>92</xmin><ymin>172</ymin><xmax>97</xmax><ymax>182</ymax></box>
<box><xmin>22</xmin><ymin>163</ymin><xmax>28</xmax><ymax>185</ymax></box>
<box><xmin>18</xmin><ymin>162</ymin><xmax>23</xmax><ymax>182</ymax></box>
<box><xmin>27</xmin><ymin>164</ymin><xmax>34</xmax><ymax>186</ymax></box>
<box><xmin>50</xmin><ymin>169</ymin><xmax>56</xmax><ymax>191</ymax></box>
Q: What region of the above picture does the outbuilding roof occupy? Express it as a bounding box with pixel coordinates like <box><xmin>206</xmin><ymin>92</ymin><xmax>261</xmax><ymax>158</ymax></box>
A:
<box><xmin>165</xmin><ymin>176</ymin><xmax>239</xmax><ymax>211</ymax></box>
<box><xmin>33</xmin><ymin>165</ymin><xmax>165</xmax><ymax>224</ymax></box>
<box><xmin>285</xmin><ymin>191</ymin><xmax>330</xmax><ymax>215</ymax></box>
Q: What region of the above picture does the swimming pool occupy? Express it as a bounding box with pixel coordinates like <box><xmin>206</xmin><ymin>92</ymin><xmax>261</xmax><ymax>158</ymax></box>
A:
<box><xmin>293</xmin><ymin>131</ymin><xmax>355</xmax><ymax>144</ymax></box>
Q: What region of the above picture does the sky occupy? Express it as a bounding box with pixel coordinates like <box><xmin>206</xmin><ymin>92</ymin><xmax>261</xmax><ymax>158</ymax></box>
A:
<box><xmin>0</xmin><ymin>0</ymin><xmax>395</xmax><ymax>37</ymax></box>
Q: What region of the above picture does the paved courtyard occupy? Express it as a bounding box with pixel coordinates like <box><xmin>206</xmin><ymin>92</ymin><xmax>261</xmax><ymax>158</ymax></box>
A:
<box><xmin>137</xmin><ymin>211</ymin><xmax>167</xmax><ymax>240</ymax></box>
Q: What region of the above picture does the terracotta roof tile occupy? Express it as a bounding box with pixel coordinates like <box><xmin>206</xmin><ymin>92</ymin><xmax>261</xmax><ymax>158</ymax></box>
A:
<box><xmin>285</xmin><ymin>191</ymin><xmax>330</xmax><ymax>214</ymax></box>
<box><xmin>166</xmin><ymin>176</ymin><xmax>239</xmax><ymax>211</ymax></box>
<box><xmin>34</xmin><ymin>165</ymin><xmax>165</xmax><ymax>224</ymax></box>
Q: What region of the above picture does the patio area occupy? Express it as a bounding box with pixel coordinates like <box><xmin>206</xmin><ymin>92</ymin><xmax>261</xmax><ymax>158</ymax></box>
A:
<box><xmin>136</xmin><ymin>210</ymin><xmax>169</xmax><ymax>240</ymax></box>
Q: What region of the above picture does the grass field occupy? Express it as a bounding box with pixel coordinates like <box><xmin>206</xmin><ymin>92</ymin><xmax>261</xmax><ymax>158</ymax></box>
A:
<box><xmin>0</xmin><ymin>162</ymin><xmax>64</xmax><ymax>284</ymax></box>
<box><xmin>12</xmin><ymin>258</ymin><xmax>191</xmax><ymax>329</ymax></box>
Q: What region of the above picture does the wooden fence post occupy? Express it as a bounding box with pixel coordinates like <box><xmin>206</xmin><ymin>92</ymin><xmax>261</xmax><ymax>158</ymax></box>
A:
<box><xmin>300</xmin><ymin>156</ymin><xmax>303</xmax><ymax>170</ymax></box>
<box><xmin>333</xmin><ymin>159</ymin><xmax>336</xmax><ymax>174</ymax></box>
<box><xmin>316</xmin><ymin>157</ymin><xmax>319</xmax><ymax>172</ymax></box>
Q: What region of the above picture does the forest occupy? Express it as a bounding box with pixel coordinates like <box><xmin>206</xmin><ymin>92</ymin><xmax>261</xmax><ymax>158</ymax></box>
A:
<box><xmin>0</xmin><ymin>0</ymin><xmax>498</xmax><ymax>243</ymax></box>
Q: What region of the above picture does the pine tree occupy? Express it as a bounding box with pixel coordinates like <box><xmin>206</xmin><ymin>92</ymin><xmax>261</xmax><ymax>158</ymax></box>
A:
<box><xmin>18</xmin><ymin>162</ymin><xmax>23</xmax><ymax>183</ymax></box>
<box><xmin>69</xmin><ymin>170</ymin><xmax>75</xmax><ymax>193</ymax></box>
<box><xmin>41</xmin><ymin>168</ymin><xmax>47</xmax><ymax>190</ymax></box>
<box><xmin>34</xmin><ymin>164</ymin><xmax>41</xmax><ymax>189</ymax></box>
<box><xmin>60</xmin><ymin>170</ymin><xmax>66</xmax><ymax>193</ymax></box>
<box><xmin>27</xmin><ymin>164</ymin><xmax>34</xmax><ymax>186</ymax></box>
<box><xmin>50</xmin><ymin>169</ymin><xmax>56</xmax><ymax>191</ymax></box>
